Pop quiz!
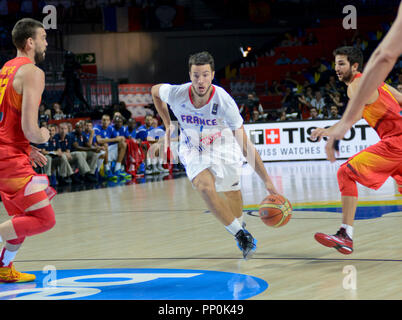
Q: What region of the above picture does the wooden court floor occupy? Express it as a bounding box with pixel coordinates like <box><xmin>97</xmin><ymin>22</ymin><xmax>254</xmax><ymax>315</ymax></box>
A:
<box><xmin>0</xmin><ymin>160</ymin><xmax>401</xmax><ymax>300</ymax></box>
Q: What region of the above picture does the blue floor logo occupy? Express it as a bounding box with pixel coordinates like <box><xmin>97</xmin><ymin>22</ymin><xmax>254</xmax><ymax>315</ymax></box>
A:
<box><xmin>0</xmin><ymin>268</ymin><xmax>268</xmax><ymax>300</ymax></box>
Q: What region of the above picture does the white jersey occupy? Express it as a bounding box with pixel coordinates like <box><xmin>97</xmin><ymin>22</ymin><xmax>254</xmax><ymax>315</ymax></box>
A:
<box><xmin>159</xmin><ymin>82</ymin><xmax>243</xmax><ymax>166</ymax></box>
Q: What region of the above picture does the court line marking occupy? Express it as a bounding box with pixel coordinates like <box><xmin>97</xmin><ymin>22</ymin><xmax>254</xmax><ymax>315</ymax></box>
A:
<box><xmin>14</xmin><ymin>256</ymin><xmax>402</xmax><ymax>263</ymax></box>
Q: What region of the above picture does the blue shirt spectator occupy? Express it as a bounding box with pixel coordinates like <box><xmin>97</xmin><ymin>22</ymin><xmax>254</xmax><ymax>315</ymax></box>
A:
<box><xmin>275</xmin><ymin>52</ymin><xmax>292</xmax><ymax>65</ymax></box>
<box><xmin>94</xmin><ymin>124</ymin><xmax>117</xmax><ymax>145</ymax></box>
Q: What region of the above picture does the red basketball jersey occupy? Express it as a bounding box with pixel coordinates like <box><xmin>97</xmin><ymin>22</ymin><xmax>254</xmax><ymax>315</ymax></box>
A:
<box><xmin>0</xmin><ymin>57</ymin><xmax>33</xmax><ymax>149</ymax></box>
<box><xmin>0</xmin><ymin>57</ymin><xmax>36</xmax><ymax>193</ymax></box>
<box><xmin>354</xmin><ymin>73</ymin><xmax>402</xmax><ymax>139</ymax></box>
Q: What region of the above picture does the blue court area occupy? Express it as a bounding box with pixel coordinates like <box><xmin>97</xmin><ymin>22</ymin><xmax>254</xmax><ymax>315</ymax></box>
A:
<box><xmin>294</xmin><ymin>205</ymin><xmax>402</xmax><ymax>220</ymax></box>
<box><xmin>0</xmin><ymin>268</ymin><xmax>268</xmax><ymax>300</ymax></box>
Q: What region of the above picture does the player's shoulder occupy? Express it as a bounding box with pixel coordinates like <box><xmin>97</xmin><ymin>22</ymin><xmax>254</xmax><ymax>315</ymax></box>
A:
<box><xmin>18</xmin><ymin>63</ymin><xmax>44</xmax><ymax>78</ymax></box>
<box><xmin>161</xmin><ymin>82</ymin><xmax>190</xmax><ymax>94</ymax></box>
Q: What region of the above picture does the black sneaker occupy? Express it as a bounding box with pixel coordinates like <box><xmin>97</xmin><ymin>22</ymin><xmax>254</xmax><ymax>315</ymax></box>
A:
<box><xmin>235</xmin><ymin>229</ymin><xmax>257</xmax><ymax>260</ymax></box>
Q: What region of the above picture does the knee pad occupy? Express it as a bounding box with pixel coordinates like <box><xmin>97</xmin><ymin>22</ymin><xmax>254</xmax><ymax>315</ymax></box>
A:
<box><xmin>12</xmin><ymin>204</ymin><xmax>56</xmax><ymax>238</ymax></box>
<box><xmin>337</xmin><ymin>164</ymin><xmax>358</xmax><ymax>197</ymax></box>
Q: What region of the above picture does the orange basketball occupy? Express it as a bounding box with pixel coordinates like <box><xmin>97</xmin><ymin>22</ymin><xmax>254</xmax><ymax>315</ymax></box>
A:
<box><xmin>259</xmin><ymin>194</ymin><xmax>293</xmax><ymax>228</ymax></box>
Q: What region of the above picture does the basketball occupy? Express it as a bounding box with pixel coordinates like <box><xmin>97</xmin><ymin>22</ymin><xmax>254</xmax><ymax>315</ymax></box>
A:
<box><xmin>259</xmin><ymin>194</ymin><xmax>293</xmax><ymax>228</ymax></box>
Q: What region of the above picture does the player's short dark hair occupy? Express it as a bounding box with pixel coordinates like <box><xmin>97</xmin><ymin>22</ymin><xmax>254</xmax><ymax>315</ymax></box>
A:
<box><xmin>12</xmin><ymin>18</ymin><xmax>44</xmax><ymax>50</ymax></box>
<box><xmin>188</xmin><ymin>51</ymin><xmax>215</xmax><ymax>72</ymax></box>
<box><xmin>333</xmin><ymin>46</ymin><xmax>364</xmax><ymax>72</ymax></box>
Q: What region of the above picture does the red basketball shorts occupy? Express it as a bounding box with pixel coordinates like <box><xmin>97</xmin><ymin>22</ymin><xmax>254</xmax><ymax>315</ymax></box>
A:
<box><xmin>340</xmin><ymin>134</ymin><xmax>402</xmax><ymax>191</ymax></box>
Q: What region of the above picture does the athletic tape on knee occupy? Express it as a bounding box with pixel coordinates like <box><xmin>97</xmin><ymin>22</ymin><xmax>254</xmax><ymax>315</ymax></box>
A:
<box><xmin>337</xmin><ymin>164</ymin><xmax>358</xmax><ymax>197</ymax></box>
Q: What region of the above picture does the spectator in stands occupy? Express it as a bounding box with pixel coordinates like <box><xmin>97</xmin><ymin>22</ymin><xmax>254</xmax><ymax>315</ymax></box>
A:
<box><xmin>94</xmin><ymin>114</ymin><xmax>131</xmax><ymax>181</ymax></box>
<box><xmin>38</xmin><ymin>103</ymin><xmax>49</xmax><ymax>124</ymax></box>
<box><xmin>244</xmin><ymin>93</ymin><xmax>258</xmax><ymax>118</ymax></box>
<box><xmin>353</xmin><ymin>36</ymin><xmax>368</xmax><ymax>52</ymax></box>
<box><xmin>36</xmin><ymin>124</ymin><xmax>60</xmax><ymax>186</ymax></box>
<box><xmin>52</xmin><ymin>102</ymin><xmax>66</xmax><ymax>120</ymax></box>
<box><xmin>303</xmin><ymin>32</ymin><xmax>318</xmax><ymax>45</ymax></box>
<box><xmin>57</xmin><ymin>122</ymin><xmax>91</xmax><ymax>184</ymax></box>
<box><xmin>112</xmin><ymin>101</ymin><xmax>132</xmax><ymax>121</ymax></box>
<box><xmin>327</xmin><ymin>75</ymin><xmax>341</xmax><ymax>93</ymax></box>
<box><xmin>281</xmin><ymin>87</ymin><xmax>297</xmax><ymax>112</ymax></box>
<box><xmin>147</xmin><ymin>118</ymin><xmax>169</xmax><ymax>174</ymax></box>
<box><xmin>123</xmin><ymin>117</ymin><xmax>146</xmax><ymax>176</ymax></box>
<box><xmin>293</xmin><ymin>53</ymin><xmax>309</xmax><ymax>65</ymax></box>
<box><xmin>328</xmin><ymin>91</ymin><xmax>345</xmax><ymax>113</ymax></box>
<box><xmin>69</xmin><ymin>121</ymin><xmax>100</xmax><ymax>183</ymax></box>
<box><xmin>59</xmin><ymin>51</ymin><xmax>91</xmax><ymax>115</ymax></box>
<box><xmin>250</xmin><ymin>110</ymin><xmax>263</xmax><ymax>123</ymax></box>
<box><xmin>297</xmin><ymin>93</ymin><xmax>312</xmax><ymax>120</ymax></box>
<box><xmin>277</xmin><ymin>111</ymin><xmax>287</xmax><ymax>121</ymax></box>
<box><xmin>310</xmin><ymin>91</ymin><xmax>326</xmax><ymax>116</ymax></box>
<box><xmin>281</xmin><ymin>72</ymin><xmax>299</xmax><ymax>89</ymax></box>
<box><xmin>308</xmin><ymin>107</ymin><xmax>323</xmax><ymax>120</ymax></box>
<box><xmin>83</xmin><ymin>120</ymin><xmax>109</xmax><ymax>179</ymax></box>
<box><xmin>43</xmin><ymin>124</ymin><xmax>75</xmax><ymax>185</ymax></box>
<box><xmin>267</xmin><ymin>80</ymin><xmax>282</xmax><ymax>95</ymax></box>
<box><xmin>275</xmin><ymin>51</ymin><xmax>292</xmax><ymax>65</ymax></box>
<box><xmin>327</xmin><ymin>105</ymin><xmax>341</xmax><ymax>119</ymax></box>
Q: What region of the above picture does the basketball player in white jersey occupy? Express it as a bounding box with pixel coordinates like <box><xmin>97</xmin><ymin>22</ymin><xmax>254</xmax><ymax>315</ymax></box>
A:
<box><xmin>151</xmin><ymin>51</ymin><xmax>279</xmax><ymax>259</ymax></box>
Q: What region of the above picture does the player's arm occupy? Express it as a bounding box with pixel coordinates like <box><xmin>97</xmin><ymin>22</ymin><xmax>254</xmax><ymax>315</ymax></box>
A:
<box><xmin>151</xmin><ymin>84</ymin><xmax>171</xmax><ymax>128</ymax></box>
<box><xmin>152</xmin><ymin>84</ymin><xmax>172</xmax><ymax>150</ymax></box>
<box><xmin>96</xmin><ymin>135</ymin><xmax>123</xmax><ymax>145</ymax></box>
<box><xmin>20</xmin><ymin>65</ymin><xmax>49</xmax><ymax>144</ymax></box>
<box><xmin>233</xmin><ymin>125</ymin><xmax>278</xmax><ymax>195</ymax></box>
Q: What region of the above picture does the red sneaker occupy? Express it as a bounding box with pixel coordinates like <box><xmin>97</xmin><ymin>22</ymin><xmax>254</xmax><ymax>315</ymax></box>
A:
<box><xmin>314</xmin><ymin>228</ymin><xmax>353</xmax><ymax>254</ymax></box>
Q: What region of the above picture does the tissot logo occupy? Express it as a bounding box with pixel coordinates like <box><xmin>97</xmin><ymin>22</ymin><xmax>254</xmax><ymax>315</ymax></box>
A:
<box><xmin>249</xmin><ymin>129</ymin><xmax>264</xmax><ymax>144</ymax></box>
<box><xmin>265</xmin><ymin>129</ymin><xmax>280</xmax><ymax>144</ymax></box>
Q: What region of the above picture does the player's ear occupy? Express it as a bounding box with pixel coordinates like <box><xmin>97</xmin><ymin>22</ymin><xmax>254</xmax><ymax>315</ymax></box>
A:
<box><xmin>352</xmin><ymin>62</ymin><xmax>359</xmax><ymax>72</ymax></box>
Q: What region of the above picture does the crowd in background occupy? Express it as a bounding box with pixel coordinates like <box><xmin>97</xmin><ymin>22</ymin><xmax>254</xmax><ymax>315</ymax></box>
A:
<box><xmin>36</xmin><ymin>102</ymin><xmax>185</xmax><ymax>187</ymax></box>
<box><xmin>236</xmin><ymin>28</ymin><xmax>402</xmax><ymax>123</ymax></box>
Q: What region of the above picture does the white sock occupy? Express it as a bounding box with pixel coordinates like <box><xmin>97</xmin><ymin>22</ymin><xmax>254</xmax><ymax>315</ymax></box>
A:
<box><xmin>0</xmin><ymin>235</ymin><xmax>2</xmax><ymax>243</ymax></box>
<box><xmin>0</xmin><ymin>248</ymin><xmax>17</xmax><ymax>267</ymax></box>
<box><xmin>237</xmin><ymin>215</ymin><xmax>244</xmax><ymax>226</ymax></box>
<box><xmin>341</xmin><ymin>224</ymin><xmax>353</xmax><ymax>239</ymax></box>
<box><xmin>105</xmin><ymin>163</ymin><xmax>111</xmax><ymax>171</ymax></box>
<box><xmin>115</xmin><ymin>162</ymin><xmax>121</xmax><ymax>171</ymax></box>
<box><xmin>225</xmin><ymin>218</ymin><xmax>242</xmax><ymax>236</ymax></box>
<box><xmin>97</xmin><ymin>158</ymin><xmax>104</xmax><ymax>170</ymax></box>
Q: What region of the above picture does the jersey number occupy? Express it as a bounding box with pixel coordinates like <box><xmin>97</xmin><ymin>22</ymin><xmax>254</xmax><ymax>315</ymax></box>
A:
<box><xmin>0</xmin><ymin>77</ymin><xmax>9</xmax><ymax>106</ymax></box>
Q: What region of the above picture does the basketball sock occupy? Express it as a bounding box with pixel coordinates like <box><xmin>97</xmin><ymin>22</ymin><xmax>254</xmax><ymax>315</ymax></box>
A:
<box><xmin>97</xmin><ymin>158</ymin><xmax>104</xmax><ymax>170</ymax></box>
<box><xmin>115</xmin><ymin>162</ymin><xmax>122</xmax><ymax>171</ymax></box>
<box><xmin>105</xmin><ymin>163</ymin><xmax>111</xmax><ymax>171</ymax></box>
<box><xmin>237</xmin><ymin>215</ymin><xmax>244</xmax><ymax>226</ymax></box>
<box><xmin>0</xmin><ymin>247</ymin><xmax>17</xmax><ymax>267</ymax></box>
<box><xmin>341</xmin><ymin>224</ymin><xmax>353</xmax><ymax>239</ymax></box>
<box><xmin>225</xmin><ymin>218</ymin><xmax>242</xmax><ymax>236</ymax></box>
<box><xmin>0</xmin><ymin>235</ymin><xmax>2</xmax><ymax>243</ymax></box>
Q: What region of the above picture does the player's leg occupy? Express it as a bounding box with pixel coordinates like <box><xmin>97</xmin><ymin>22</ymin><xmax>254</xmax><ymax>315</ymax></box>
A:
<box><xmin>0</xmin><ymin>175</ymin><xmax>56</xmax><ymax>282</ymax></box>
<box><xmin>315</xmin><ymin>142</ymin><xmax>401</xmax><ymax>254</ymax></box>
<box><xmin>114</xmin><ymin>141</ymin><xmax>131</xmax><ymax>179</ymax></box>
<box><xmin>223</xmin><ymin>190</ymin><xmax>244</xmax><ymax>225</ymax></box>
<box><xmin>70</xmin><ymin>151</ymin><xmax>91</xmax><ymax>181</ymax></box>
<box><xmin>192</xmin><ymin>169</ymin><xmax>256</xmax><ymax>259</ymax></box>
<box><xmin>193</xmin><ymin>169</ymin><xmax>236</xmax><ymax>226</ymax></box>
<box><xmin>391</xmin><ymin>164</ymin><xmax>402</xmax><ymax>195</ymax></box>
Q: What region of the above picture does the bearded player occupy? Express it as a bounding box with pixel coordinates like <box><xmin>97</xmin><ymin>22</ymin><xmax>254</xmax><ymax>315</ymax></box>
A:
<box><xmin>311</xmin><ymin>45</ymin><xmax>402</xmax><ymax>254</ymax></box>
<box><xmin>0</xmin><ymin>18</ymin><xmax>57</xmax><ymax>282</ymax></box>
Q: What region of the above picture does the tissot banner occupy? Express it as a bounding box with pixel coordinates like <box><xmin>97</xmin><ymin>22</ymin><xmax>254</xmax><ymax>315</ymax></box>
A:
<box><xmin>244</xmin><ymin>119</ymin><xmax>380</xmax><ymax>161</ymax></box>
